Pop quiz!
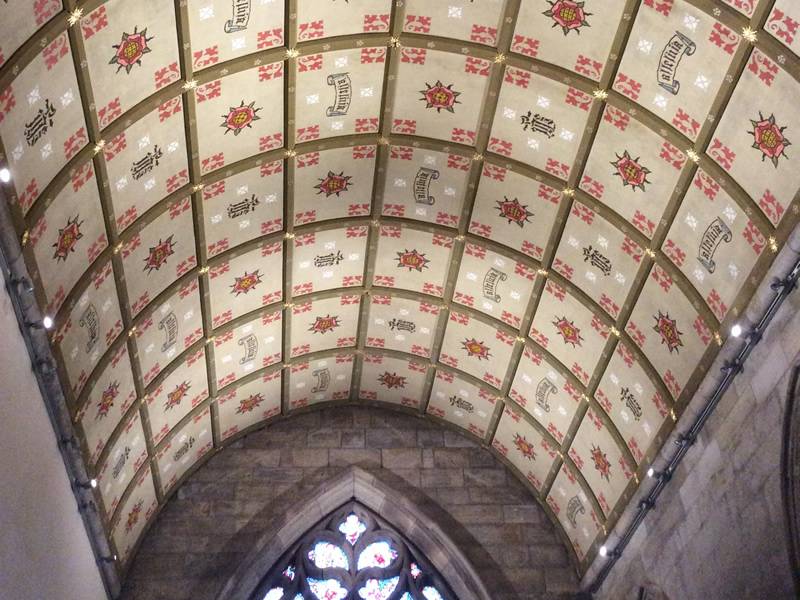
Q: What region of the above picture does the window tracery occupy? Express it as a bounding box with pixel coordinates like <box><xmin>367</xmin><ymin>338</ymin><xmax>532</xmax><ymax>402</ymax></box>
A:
<box><xmin>252</xmin><ymin>502</ymin><xmax>456</xmax><ymax>600</ymax></box>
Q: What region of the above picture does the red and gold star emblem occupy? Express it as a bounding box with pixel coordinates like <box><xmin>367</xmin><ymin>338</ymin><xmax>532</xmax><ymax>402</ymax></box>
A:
<box><xmin>164</xmin><ymin>381</ymin><xmax>191</xmax><ymax>411</ymax></box>
<box><xmin>110</xmin><ymin>27</ymin><xmax>153</xmax><ymax>74</ymax></box>
<box><xmin>552</xmin><ymin>316</ymin><xmax>583</xmax><ymax>347</ymax></box>
<box><xmin>377</xmin><ymin>371</ymin><xmax>407</xmax><ymax>389</ymax></box>
<box><xmin>395</xmin><ymin>249</ymin><xmax>430</xmax><ymax>272</ymax></box>
<box><xmin>143</xmin><ymin>235</ymin><xmax>175</xmax><ymax>273</ymax></box>
<box><xmin>749</xmin><ymin>112</ymin><xmax>791</xmax><ymax>168</ymax></box>
<box><xmin>590</xmin><ymin>444</ymin><xmax>612</xmax><ymax>481</ymax></box>
<box><xmin>653</xmin><ymin>310</ymin><xmax>683</xmax><ymax>354</ymax></box>
<box><xmin>230</xmin><ymin>270</ymin><xmax>263</xmax><ymax>296</ymax></box>
<box><xmin>495</xmin><ymin>197</ymin><xmax>534</xmax><ymax>227</ymax></box>
<box><xmin>309</xmin><ymin>314</ymin><xmax>340</xmax><ymax>334</ymax></box>
<box><xmin>221</xmin><ymin>100</ymin><xmax>261</xmax><ymax>136</ymax></box>
<box><xmin>543</xmin><ymin>0</ymin><xmax>591</xmax><ymax>36</ymax></box>
<box><xmin>95</xmin><ymin>381</ymin><xmax>119</xmax><ymax>420</ymax></box>
<box><xmin>125</xmin><ymin>500</ymin><xmax>143</xmax><ymax>533</ymax></box>
<box><xmin>611</xmin><ymin>151</ymin><xmax>651</xmax><ymax>192</ymax></box>
<box><xmin>420</xmin><ymin>81</ymin><xmax>461</xmax><ymax>113</ymax></box>
<box><xmin>236</xmin><ymin>393</ymin><xmax>265</xmax><ymax>415</ymax></box>
<box><xmin>315</xmin><ymin>171</ymin><xmax>353</xmax><ymax>197</ymax></box>
<box><xmin>514</xmin><ymin>433</ymin><xmax>537</xmax><ymax>461</ymax></box>
<box><xmin>52</xmin><ymin>215</ymin><xmax>83</xmax><ymax>262</ymax></box>
<box><xmin>462</xmin><ymin>338</ymin><xmax>491</xmax><ymax>361</ymax></box>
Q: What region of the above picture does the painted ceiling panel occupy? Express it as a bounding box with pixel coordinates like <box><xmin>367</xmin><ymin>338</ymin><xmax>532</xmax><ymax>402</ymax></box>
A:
<box><xmin>0</xmin><ymin>32</ymin><xmax>86</xmax><ymax>215</ymax></box>
<box><xmin>294</xmin><ymin>146</ymin><xmax>376</xmax><ymax>225</ymax></box>
<box><xmin>381</xmin><ymin>145</ymin><xmax>471</xmax><ymax>227</ymax></box>
<box><xmin>81</xmin><ymin>0</ymin><xmax>180</xmax><ymax>127</ymax></box>
<box><xmin>296</xmin><ymin>0</ymin><xmax>391</xmax><ymax>41</ymax></box>
<box><xmin>217</xmin><ymin>369</ymin><xmax>282</xmax><ymax>442</ymax></box>
<box><xmin>512</xmin><ymin>0</ymin><xmax>628</xmax><ymax>81</ymax></box>
<box><xmin>186</xmin><ymin>0</ymin><xmax>285</xmax><ymax>65</ymax></box>
<box><xmin>202</xmin><ymin>160</ymin><xmax>284</xmax><ymax>257</ymax></box>
<box><xmin>1</xmin><ymin>0</ymin><xmax>798</xmax><ymax>577</ymax></box>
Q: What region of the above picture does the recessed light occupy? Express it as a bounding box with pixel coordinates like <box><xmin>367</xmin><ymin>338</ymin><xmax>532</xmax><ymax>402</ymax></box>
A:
<box><xmin>0</xmin><ymin>168</ymin><xmax>10</xmax><ymax>183</ymax></box>
<box><xmin>730</xmin><ymin>324</ymin><xmax>742</xmax><ymax>338</ymax></box>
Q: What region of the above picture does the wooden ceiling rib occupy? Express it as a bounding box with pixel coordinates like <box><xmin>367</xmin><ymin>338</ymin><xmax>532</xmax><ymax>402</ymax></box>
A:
<box><xmin>0</xmin><ymin>0</ymin><xmax>798</xmax><ymax>576</ymax></box>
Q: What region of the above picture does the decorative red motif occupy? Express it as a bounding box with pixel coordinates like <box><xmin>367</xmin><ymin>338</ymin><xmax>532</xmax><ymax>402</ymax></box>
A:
<box><xmin>143</xmin><ymin>236</ymin><xmax>175</xmax><ymax>273</ymax></box>
<box><xmin>495</xmin><ymin>197</ymin><xmax>534</xmax><ymax>227</ymax></box>
<box><xmin>236</xmin><ymin>393</ymin><xmax>264</xmax><ymax>414</ymax></box>
<box><xmin>395</xmin><ymin>249</ymin><xmax>430</xmax><ymax>272</ymax></box>
<box><xmin>462</xmin><ymin>338</ymin><xmax>491</xmax><ymax>361</ymax></box>
<box><xmin>52</xmin><ymin>216</ymin><xmax>83</xmax><ymax>262</ymax></box>
<box><xmin>110</xmin><ymin>27</ymin><xmax>153</xmax><ymax>74</ymax></box>
<box><xmin>552</xmin><ymin>316</ymin><xmax>583</xmax><ymax>347</ymax></box>
<box><xmin>315</xmin><ymin>171</ymin><xmax>352</xmax><ymax>197</ymax></box>
<box><xmin>514</xmin><ymin>433</ymin><xmax>537</xmax><ymax>461</ymax></box>
<box><xmin>544</xmin><ymin>1</ymin><xmax>591</xmax><ymax>35</ymax></box>
<box><xmin>749</xmin><ymin>112</ymin><xmax>791</xmax><ymax>168</ymax></box>
<box><xmin>653</xmin><ymin>310</ymin><xmax>683</xmax><ymax>354</ymax></box>
<box><xmin>420</xmin><ymin>81</ymin><xmax>460</xmax><ymax>113</ymax></box>
<box><xmin>378</xmin><ymin>372</ymin><xmax>407</xmax><ymax>389</ymax></box>
<box><xmin>590</xmin><ymin>444</ymin><xmax>611</xmax><ymax>481</ymax></box>
<box><xmin>309</xmin><ymin>315</ymin><xmax>340</xmax><ymax>334</ymax></box>
<box><xmin>124</xmin><ymin>500</ymin><xmax>143</xmax><ymax>533</ymax></box>
<box><xmin>96</xmin><ymin>381</ymin><xmax>119</xmax><ymax>419</ymax></box>
<box><xmin>221</xmin><ymin>101</ymin><xmax>261</xmax><ymax>135</ymax></box>
<box><xmin>230</xmin><ymin>270</ymin><xmax>263</xmax><ymax>296</ymax></box>
<box><xmin>611</xmin><ymin>151</ymin><xmax>651</xmax><ymax>191</ymax></box>
<box><xmin>164</xmin><ymin>381</ymin><xmax>191</xmax><ymax>411</ymax></box>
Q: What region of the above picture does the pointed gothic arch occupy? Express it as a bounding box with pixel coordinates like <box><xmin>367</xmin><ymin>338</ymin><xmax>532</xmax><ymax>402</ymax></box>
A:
<box><xmin>218</xmin><ymin>467</ymin><xmax>491</xmax><ymax>600</ymax></box>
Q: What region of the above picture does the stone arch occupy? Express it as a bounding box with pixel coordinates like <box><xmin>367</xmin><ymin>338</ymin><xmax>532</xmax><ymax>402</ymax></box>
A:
<box><xmin>219</xmin><ymin>466</ymin><xmax>490</xmax><ymax>600</ymax></box>
<box><xmin>120</xmin><ymin>406</ymin><xmax>578</xmax><ymax>599</ymax></box>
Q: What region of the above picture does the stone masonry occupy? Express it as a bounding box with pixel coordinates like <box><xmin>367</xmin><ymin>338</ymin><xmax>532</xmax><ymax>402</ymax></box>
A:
<box><xmin>589</xmin><ymin>245</ymin><xmax>800</xmax><ymax>599</ymax></box>
<box><xmin>120</xmin><ymin>407</ymin><xmax>579</xmax><ymax>600</ymax></box>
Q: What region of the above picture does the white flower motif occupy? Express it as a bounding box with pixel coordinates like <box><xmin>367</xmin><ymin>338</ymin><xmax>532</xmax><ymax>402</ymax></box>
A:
<box><xmin>27</xmin><ymin>87</ymin><xmax>40</xmax><ymax>105</ymax></box>
<box><xmin>638</xmin><ymin>39</ymin><xmax>653</xmax><ymax>54</ymax></box>
<box><xmin>330</xmin><ymin>120</ymin><xmax>344</xmax><ymax>130</ymax></box>
<box><xmin>728</xmin><ymin>262</ymin><xmax>739</xmax><ymax>278</ymax></box>
<box><xmin>424</xmin><ymin>155</ymin><xmax>437</xmax><ymax>166</ymax></box>
<box><xmin>138</xmin><ymin>135</ymin><xmax>150</xmax><ymax>150</ymax></box>
<box><xmin>694</xmin><ymin>74</ymin><xmax>710</xmax><ymax>91</ymax></box>
<box><xmin>597</xmin><ymin>236</ymin><xmax>609</xmax><ymax>249</ymax></box>
<box><xmin>116</xmin><ymin>177</ymin><xmax>128</xmax><ymax>191</ymax></box>
<box><xmin>684</xmin><ymin>213</ymin><xmax>698</xmax><ymax>230</ymax></box>
<box><xmin>444</xmin><ymin>186</ymin><xmax>456</xmax><ymax>196</ymax></box>
<box><xmin>231</xmin><ymin>36</ymin><xmax>246</xmax><ymax>50</ymax></box>
<box><xmin>615</xmin><ymin>272</ymin><xmax>626</xmax><ymax>285</ymax></box>
<box><xmin>527</xmin><ymin>138</ymin><xmax>540</xmax><ymax>150</ymax></box>
<box><xmin>448</xmin><ymin>6</ymin><xmax>463</xmax><ymax>18</ymax></box>
<box><xmin>683</xmin><ymin>14</ymin><xmax>699</xmax><ymax>31</ymax></box>
<box><xmin>466</xmin><ymin>271</ymin><xmax>478</xmax><ymax>281</ymax></box>
<box><xmin>559</xmin><ymin>129</ymin><xmax>575</xmax><ymax>142</ymax></box>
<box><xmin>334</xmin><ymin>56</ymin><xmax>349</xmax><ymax>68</ymax></box>
<box><xmin>237</xmin><ymin>185</ymin><xmax>249</xmax><ymax>195</ymax></box>
<box><xmin>585</xmin><ymin>271</ymin><xmax>597</xmax><ymax>283</ymax></box>
<box><xmin>199</xmin><ymin>5</ymin><xmax>214</xmax><ymax>20</ymax></box>
<box><xmin>40</xmin><ymin>142</ymin><xmax>52</xmax><ymax>159</ymax></box>
<box><xmin>60</xmin><ymin>89</ymin><xmax>74</xmax><ymax>107</ymax></box>
<box><xmin>306</xmin><ymin>94</ymin><xmax>319</xmax><ymax>105</ymax></box>
<box><xmin>360</xmin><ymin>87</ymin><xmax>374</xmax><ymax>97</ymax></box>
<box><xmin>723</xmin><ymin>205</ymin><xmax>737</xmax><ymax>222</ymax></box>
<box><xmin>537</xmin><ymin>95</ymin><xmax>551</xmax><ymax>109</ymax></box>
<box><xmin>568</xmin><ymin>235</ymin><xmax>580</xmax><ymax>247</ymax></box>
<box><xmin>693</xmin><ymin>267</ymin><xmax>705</xmax><ymax>282</ymax></box>
<box><xmin>210</xmin><ymin>214</ymin><xmax>223</xmax><ymax>224</ymax></box>
<box><xmin>393</xmin><ymin>178</ymin><xmax>407</xmax><ymax>188</ymax></box>
<box><xmin>143</xmin><ymin>177</ymin><xmax>156</xmax><ymax>191</ymax></box>
<box><xmin>653</xmin><ymin>95</ymin><xmax>668</xmax><ymax>110</ymax></box>
<box><xmin>503</xmin><ymin>107</ymin><xmax>516</xmax><ymax>119</ymax></box>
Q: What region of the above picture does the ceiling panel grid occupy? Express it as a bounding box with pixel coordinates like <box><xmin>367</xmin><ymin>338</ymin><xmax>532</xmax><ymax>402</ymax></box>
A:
<box><xmin>0</xmin><ymin>0</ymin><xmax>797</xmax><ymax>576</ymax></box>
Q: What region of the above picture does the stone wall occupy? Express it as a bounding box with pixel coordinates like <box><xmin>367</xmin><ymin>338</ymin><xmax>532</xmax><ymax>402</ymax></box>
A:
<box><xmin>587</xmin><ymin>243</ymin><xmax>800</xmax><ymax>599</ymax></box>
<box><xmin>120</xmin><ymin>406</ymin><xmax>579</xmax><ymax>600</ymax></box>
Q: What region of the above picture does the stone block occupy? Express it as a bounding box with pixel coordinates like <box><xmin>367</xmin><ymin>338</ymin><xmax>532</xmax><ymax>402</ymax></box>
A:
<box><xmin>381</xmin><ymin>448</ymin><xmax>422</xmax><ymax>469</ymax></box>
<box><xmin>328</xmin><ymin>448</ymin><xmax>381</xmax><ymax>467</ymax></box>
<box><xmin>417</xmin><ymin>429</ymin><xmax>445</xmax><ymax>447</ymax></box>
<box><xmin>443</xmin><ymin>430</ymin><xmax>478</xmax><ymax>448</ymax></box>
<box><xmin>420</xmin><ymin>468</ymin><xmax>464</xmax><ymax>488</ymax></box>
<box><xmin>433</xmin><ymin>448</ymin><xmax>471</xmax><ymax>468</ymax></box>
<box><xmin>464</xmin><ymin>467</ymin><xmax>506</xmax><ymax>487</ymax></box>
<box><xmin>306</xmin><ymin>429</ymin><xmax>342</xmax><ymax>448</ymax></box>
<box><xmin>280</xmin><ymin>448</ymin><xmax>329</xmax><ymax>468</ymax></box>
<box><xmin>366</xmin><ymin>428</ymin><xmax>416</xmax><ymax>448</ymax></box>
<box><xmin>340</xmin><ymin>429</ymin><xmax>365</xmax><ymax>448</ymax></box>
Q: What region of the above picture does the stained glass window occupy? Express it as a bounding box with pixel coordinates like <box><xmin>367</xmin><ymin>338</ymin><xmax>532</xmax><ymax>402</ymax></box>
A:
<box><xmin>253</xmin><ymin>503</ymin><xmax>455</xmax><ymax>600</ymax></box>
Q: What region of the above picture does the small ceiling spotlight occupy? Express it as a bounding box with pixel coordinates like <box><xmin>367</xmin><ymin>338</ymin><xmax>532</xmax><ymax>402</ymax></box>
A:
<box><xmin>646</xmin><ymin>467</ymin><xmax>655</xmax><ymax>478</ymax></box>
<box><xmin>42</xmin><ymin>315</ymin><xmax>54</xmax><ymax>329</ymax></box>
<box><xmin>599</xmin><ymin>545</ymin><xmax>608</xmax><ymax>557</ymax></box>
<box><xmin>0</xmin><ymin>167</ymin><xmax>10</xmax><ymax>183</ymax></box>
<box><xmin>730</xmin><ymin>323</ymin><xmax>742</xmax><ymax>338</ymax></box>
<box><xmin>77</xmin><ymin>478</ymin><xmax>98</xmax><ymax>489</ymax></box>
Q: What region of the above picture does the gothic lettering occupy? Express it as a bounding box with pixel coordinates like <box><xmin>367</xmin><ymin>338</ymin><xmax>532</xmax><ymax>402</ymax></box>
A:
<box><xmin>158</xmin><ymin>311</ymin><xmax>178</xmax><ymax>352</ymax></box>
<box><xmin>535</xmin><ymin>378</ymin><xmax>557</xmax><ymax>413</ymax></box>
<box><xmin>620</xmin><ymin>386</ymin><xmax>642</xmax><ymax>421</ymax></box>
<box><xmin>227</xmin><ymin>194</ymin><xmax>259</xmax><ymax>219</ymax></box>
<box><xmin>224</xmin><ymin>0</ymin><xmax>251</xmax><ymax>33</ymax></box>
<box><xmin>520</xmin><ymin>111</ymin><xmax>556</xmax><ymax>138</ymax></box>
<box><xmin>326</xmin><ymin>73</ymin><xmax>352</xmax><ymax>117</ymax></box>
<box><xmin>482</xmin><ymin>267</ymin><xmax>507</xmax><ymax>303</ymax></box>
<box><xmin>657</xmin><ymin>31</ymin><xmax>696</xmax><ymax>95</ymax></box>
<box><xmin>24</xmin><ymin>99</ymin><xmax>56</xmax><ymax>147</ymax></box>
<box><xmin>312</xmin><ymin>368</ymin><xmax>330</xmax><ymax>393</ymax></box>
<box><xmin>388</xmin><ymin>318</ymin><xmax>415</xmax><ymax>333</ymax></box>
<box><xmin>582</xmin><ymin>245</ymin><xmax>612</xmax><ymax>276</ymax></box>
<box><xmin>314</xmin><ymin>251</ymin><xmax>344</xmax><ymax>268</ymax></box>
<box><xmin>238</xmin><ymin>333</ymin><xmax>258</xmax><ymax>364</ymax></box>
<box><xmin>413</xmin><ymin>167</ymin><xmax>439</xmax><ymax>205</ymax></box>
<box><xmin>566</xmin><ymin>495</ymin><xmax>585</xmax><ymax>527</ymax></box>
<box><xmin>173</xmin><ymin>436</ymin><xmax>196</xmax><ymax>461</ymax></box>
<box><xmin>112</xmin><ymin>446</ymin><xmax>131</xmax><ymax>480</ymax></box>
<box><xmin>79</xmin><ymin>303</ymin><xmax>99</xmax><ymax>353</ymax></box>
<box><xmin>130</xmin><ymin>145</ymin><xmax>163</xmax><ymax>180</ymax></box>
<box><xmin>449</xmin><ymin>395</ymin><xmax>474</xmax><ymax>413</ymax></box>
<box><xmin>697</xmin><ymin>217</ymin><xmax>732</xmax><ymax>274</ymax></box>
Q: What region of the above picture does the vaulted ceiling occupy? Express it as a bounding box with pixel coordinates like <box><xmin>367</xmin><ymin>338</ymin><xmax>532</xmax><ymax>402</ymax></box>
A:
<box><xmin>1</xmin><ymin>0</ymin><xmax>799</xmax><ymax>578</ymax></box>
